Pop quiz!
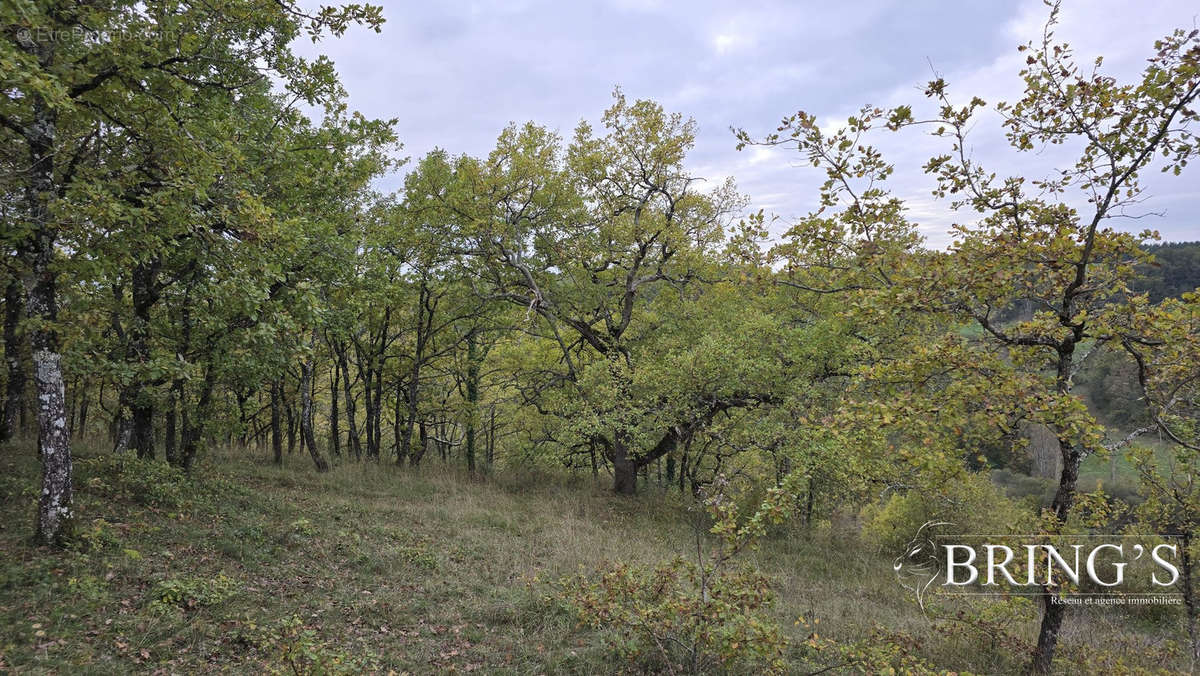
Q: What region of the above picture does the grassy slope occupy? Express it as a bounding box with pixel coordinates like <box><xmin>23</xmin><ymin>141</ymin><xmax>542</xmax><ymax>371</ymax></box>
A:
<box><xmin>0</xmin><ymin>441</ymin><xmax>1187</xmax><ymax>674</ymax></box>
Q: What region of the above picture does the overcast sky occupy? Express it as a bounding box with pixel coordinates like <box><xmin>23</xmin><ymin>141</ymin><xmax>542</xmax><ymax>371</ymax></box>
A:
<box><xmin>294</xmin><ymin>1</ymin><xmax>1199</xmax><ymax>247</ymax></box>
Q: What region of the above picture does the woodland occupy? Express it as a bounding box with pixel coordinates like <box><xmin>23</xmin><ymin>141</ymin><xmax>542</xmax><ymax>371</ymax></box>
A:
<box><xmin>2</xmin><ymin>1</ymin><xmax>1200</xmax><ymax>673</ymax></box>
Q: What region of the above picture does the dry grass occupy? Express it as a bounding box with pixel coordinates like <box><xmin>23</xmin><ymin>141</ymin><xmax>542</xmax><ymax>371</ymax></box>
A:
<box><xmin>0</xmin><ymin>440</ymin><xmax>1188</xmax><ymax>674</ymax></box>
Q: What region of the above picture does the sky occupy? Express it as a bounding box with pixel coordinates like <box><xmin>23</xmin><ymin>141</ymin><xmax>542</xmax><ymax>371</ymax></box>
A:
<box><xmin>293</xmin><ymin>0</ymin><xmax>1200</xmax><ymax>248</ymax></box>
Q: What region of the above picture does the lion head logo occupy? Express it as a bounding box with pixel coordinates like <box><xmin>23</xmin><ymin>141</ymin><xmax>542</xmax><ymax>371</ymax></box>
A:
<box><xmin>893</xmin><ymin>521</ymin><xmax>952</xmax><ymax>611</ymax></box>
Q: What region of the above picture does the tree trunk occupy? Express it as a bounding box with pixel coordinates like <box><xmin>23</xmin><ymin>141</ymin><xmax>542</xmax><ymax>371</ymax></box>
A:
<box><xmin>77</xmin><ymin>386</ymin><xmax>89</xmax><ymax>441</ymax></box>
<box><xmin>362</xmin><ymin>361</ymin><xmax>375</xmax><ymax>458</ymax></box>
<box><xmin>372</xmin><ymin>362</ymin><xmax>384</xmax><ymax>458</ymax></box>
<box><xmin>30</xmin><ymin>324</ymin><xmax>71</xmax><ymax>544</ymax></box>
<box><xmin>610</xmin><ymin>436</ymin><xmax>637</xmax><ymax>496</ymax></box>
<box><xmin>329</xmin><ymin>362</ymin><xmax>340</xmax><ymax>456</ymax></box>
<box><xmin>1183</xmin><ymin>532</ymin><xmax>1198</xmax><ymax>668</ymax></box>
<box><xmin>337</xmin><ymin>349</ymin><xmax>361</xmax><ymax>459</ymax></box>
<box><xmin>285</xmin><ymin>397</ymin><xmax>296</xmax><ymax>455</ymax></box>
<box><xmin>111</xmin><ymin>261</ymin><xmax>164</xmax><ymax>458</ymax></box>
<box><xmin>164</xmin><ymin>385</ymin><xmax>178</xmax><ymax>464</ymax></box>
<box><xmin>129</xmin><ymin>260</ymin><xmax>160</xmax><ymax>460</ymax></box>
<box><xmin>487</xmin><ymin>404</ymin><xmax>495</xmax><ymax>467</ymax></box>
<box><xmin>235</xmin><ymin>387</ymin><xmax>249</xmax><ymax>446</ymax></box>
<box><xmin>19</xmin><ymin>59</ymin><xmax>73</xmax><ymax>544</ymax></box>
<box><xmin>438</xmin><ymin>420</ymin><xmax>448</xmax><ymax>462</ymax></box>
<box><xmin>2</xmin><ymin>278</ymin><xmax>25</xmax><ymax>443</ymax></box>
<box><xmin>131</xmin><ymin>403</ymin><xmax>154</xmax><ymax>460</ymax></box>
<box><xmin>609</xmin><ymin>428</ymin><xmax>682</xmax><ymax>495</ymax></box>
<box><xmin>67</xmin><ymin>382</ymin><xmax>76</xmax><ymax>437</ymax></box>
<box><xmin>1033</xmin><ymin>582</ymin><xmax>1066</xmax><ymax>673</ymax></box>
<box><xmin>613</xmin><ymin>458</ymin><xmax>637</xmax><ymax>495</ymax></box>
<box><xmin>112</xmin><ymin>387</ymin><xmax>132</xmax><ymax>453</ymax></box>
<box><xmin>180</xmin><ymin>362</ymin><xmax>215</xmax><ymax>472</ymax></box>
<box><xmin>399</xmin><ymin>370</ymin><xmax>420</xmax><ymax>466</ymax></box>
<box><xmin>1037</xmin><ymin>431</ymin><xmax>1084</xmax><ymax>676</ymax></box>
<box><xmin>1032</xmin><ymin>343</ymin><xmax>1082</xmax><ymax>674</ymax></box>
<box><xmin>392</xmin><ymin>377</ymin><xmax>403</xmax><ymax>459</ymax></box>
<box><xmin>465</xmin><ymin>330</ymin><xmax>479</xmax><ymax>473</ymax></box>
<box><xmin>271</xmin><ymin>379</ymin><xmax>283</xmax><ymax>465</ymax></box>
<box><xmin>300</xmin><ymin>338</ymin><xmax>330</xmax><ymax>472</ymax></box>
<box><xmin>165</xmin><ymin>275</ymin><xmax>193</xmax><ymax>467</ymax></box>
<box><xmin>679</xmin><ymin>450</ymin><xmax>688</xmax><ymax>493</ymax></box>
<box><xmin>400</xmin><ymin>283</ymin><xmax>432</xmax><ymax>466</ymax></box>
<box><xmin>411</xmin><ymin>421</ymin><xmax>428</xmax><ymax>467</ymax></box>
<box><xmin>1032</xmin><ymin>451</ymin><xmax>1080</xmax><ymax>672</ymax></box>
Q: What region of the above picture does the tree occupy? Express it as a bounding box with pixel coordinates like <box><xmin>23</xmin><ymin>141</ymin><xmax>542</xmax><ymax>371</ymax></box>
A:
<box><xmin>742</xmin><ymin>4</ymin><xmax>1199</xmax><ymax>671</ymax></box>
<box><xmin>1</xmin><ymin>266</ymin><xmax>24</xmax><ymax>443</ymax></box>
<box><xmin>1120</xmin><ymin>291</ymin><xmax>1200</xmax><ymax>663</ymax></box>
<box><xmin>388</xmin><ymin>154</ymin><xmax>508</xmax><ymax>468</ymax></box>
<box><xmin>1</xmin><ymin>0</ymin><xmax>384</xmax><ymax>542</ymax></box>
<box><xmin>441</xmin><ymin>94</ymin><xmax>811</xmax><ymax>494</ymax></box>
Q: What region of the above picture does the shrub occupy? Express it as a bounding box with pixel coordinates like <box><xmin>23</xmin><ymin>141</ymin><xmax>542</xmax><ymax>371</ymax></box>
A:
<box><xmin>235</xmin><ymin>615</ymin><xmax>376</xmax><ymax>675</ymax></box>
<box><xmin>930</xmin><ymin>602</ymin><xmax>1037</xmax><ymax>673</ymax></box>
<box><xmin>860</xmin><ymin>471</ymin><xmax>1034</xmax><ymax>553</ymax></box>
<box><xmin>794</xmin><ymin>624</ymin><xmax>938</xmax><ymax>674</ymax></box>
<box><xmin>149</xmin><ymin>573</ymin><xmax>237</xmax><ymax>612</ymax></box>
<box><xmin>556</xmin><ymin>475</ymin><xmax>790</xmax><ymax>674</ymax></box>
<box><xmin>558</xmin><ymin>557</ymin><xmax>784</xmax><ymax>674</ymax></box>
<box><xmin>79</xmin><ymin>454</ymin><xmax>190</xmax><ymax>508</ymax></box>
<box><xmin>989</xmin><ymin>467</ymin><xmax>1055</xmax><ymax>507</ymax></box>
<box><xmin>67</xmin><ymin>518</ymin><xmax>121</xmax><ymax>553</ymax></box>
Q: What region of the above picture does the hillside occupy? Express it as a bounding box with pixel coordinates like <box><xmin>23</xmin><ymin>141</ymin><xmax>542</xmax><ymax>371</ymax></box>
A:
<box><xmin>0</xmin><ymin>443</ymin><xmax>1186</xmax><ymax>674</ymax></box>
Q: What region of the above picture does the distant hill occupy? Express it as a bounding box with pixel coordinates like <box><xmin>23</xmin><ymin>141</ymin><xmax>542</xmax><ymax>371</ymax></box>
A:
<box><xmin>1134</xmin><ymin>241</ymin><xmax>1200</xmax><ymax>302</ymax></box>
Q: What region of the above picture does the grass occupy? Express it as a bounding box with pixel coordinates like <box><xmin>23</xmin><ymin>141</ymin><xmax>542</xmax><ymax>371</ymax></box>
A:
<box><xmin>0</xmin><ymin>439</ymin><xmax>1190</xmax><ymax>674</ymax></box>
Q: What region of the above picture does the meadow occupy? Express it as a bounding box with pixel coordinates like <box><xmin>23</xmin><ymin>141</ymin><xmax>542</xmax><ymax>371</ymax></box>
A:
<box><xmin>0</xmin><ymin>440</ymin><xmax>1186</xmax><ymax>674</ymax></box>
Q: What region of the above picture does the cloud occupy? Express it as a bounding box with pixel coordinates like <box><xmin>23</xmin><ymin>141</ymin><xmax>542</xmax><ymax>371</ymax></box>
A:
<box><xmin>712</xmin><ymin>32</ymin><xmax>743</xmax><ymax>55</ymax></box>
<box><xmin>289</xmin><ymin>0</ymin><xmax>1200</xmax><ymax>246</ymax></box>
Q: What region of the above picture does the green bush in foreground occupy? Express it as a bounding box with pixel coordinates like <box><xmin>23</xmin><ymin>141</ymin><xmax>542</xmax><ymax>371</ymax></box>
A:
<box><xmin>556</xmin><ymin>474</ymin><xmax>790</xmax><ymax>674</ymax></box>
<box><xmin>149</xmin><ymin>573</ymin><xmax>237</xmax><ymax>612</ymax></box>
<box><xmin>559</xmin><ymin>556</ymin><xmax>784</xmax><ymax>674</ymax></box>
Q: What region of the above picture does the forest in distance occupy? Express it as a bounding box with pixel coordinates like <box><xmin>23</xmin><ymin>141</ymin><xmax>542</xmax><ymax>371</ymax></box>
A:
<box><xmin>2</xmin><ymin>0</ymin><xmax>1200</xmax><ymax>674</ymax></box>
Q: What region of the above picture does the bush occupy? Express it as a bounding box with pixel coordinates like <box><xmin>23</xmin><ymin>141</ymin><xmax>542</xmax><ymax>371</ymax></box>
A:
<box><xmin>234</xmin><ymin>615</ymin><xmax>377</xmax><ymax>675</ymax></box>
<box><xmin>556</xmin><ymin>475</ymin><xmax>792</xmax><ymax>674</ymax></box>
<box><xmin>557</xmin><ymin>557</ymin><xmax>785</xmax><ymax>674</ymax></box>
<box><xmin>66</xmin><ymin>518</ymin><xmax>122</xmax><ymax>553</ymax></box>
<box><xmin>552</xmin><ymin>475</ymin><xmax>816</xmax><ymax>676</ymax></box>
<box><xmin>79</xmin><ymin>454</ymin><xmax>190</xmax><ymax>508</ymax></box>
<box><xmin>989</xmin><ymin>468</ymin><xmax>1055</xmax><ymax>507</ymax></box>
<box><xmin>860</xmin><ymin>471</ymin><xmax>1034</xmax><ymax>554</ymax></box>
<box><xmin>149</xmin><ymin>573</ymin><xmax>237</xmax><ymax>612</ymax></box>
<box><xmin>794</xmin><ymin>624</ymin><xmax>938</xmax><ymax>674</ymax></box>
